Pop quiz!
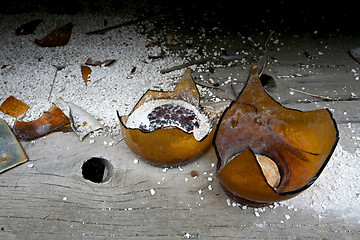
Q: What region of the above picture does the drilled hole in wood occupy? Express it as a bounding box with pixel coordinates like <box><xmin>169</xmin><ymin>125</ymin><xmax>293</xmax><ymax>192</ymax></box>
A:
<box><xmin>82</xmin><ymin>157</ymin><xmax>113</xmax><ymax>183</ymax></box>
<box><xmin>260</xmin><ymin>74</ymin><xmax>276</xmax><ymax>90</ymax></box>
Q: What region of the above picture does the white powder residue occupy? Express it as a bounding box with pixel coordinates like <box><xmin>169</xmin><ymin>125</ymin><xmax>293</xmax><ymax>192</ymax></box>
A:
<box><xmin>126</xmin><ymin>99</ymin><xmax>212</xmax><ymax>141</ymax></box>
<box><xmin>287</xmin><ymin>144</ymin><xmax>360</xmax><ymax>221</ymax></box>
<box><xmin>0</xmin><ymin>13</ymin><xmax>185</xmax><ymax>135</ymax></box>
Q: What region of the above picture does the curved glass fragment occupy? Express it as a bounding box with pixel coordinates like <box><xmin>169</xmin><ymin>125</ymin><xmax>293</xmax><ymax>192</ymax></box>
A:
<box><xmin>214</xmin><ymin>65</ymin><xmax>339</xmax><ymax>207</ymax></box>
<box><xmin>14</xmin><ymin>104</ymin><xmax>69</xmax><ymax>140</ymax></box>
<box><xmin>119</xmin><ymin>68</ymin><xmax>215</xmax><ymax>167</ymax></box>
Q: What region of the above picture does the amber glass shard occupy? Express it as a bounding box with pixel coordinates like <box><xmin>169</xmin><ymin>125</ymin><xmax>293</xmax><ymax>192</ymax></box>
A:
<box><xmin>0</xmin><ymin>96</ymin><xmax>29</xmax><ymax>118</ymax></box>
<box><xmin>119</xmin><ymin>68</ymin><xmax>215</xmax><ymax>167</ymax></box>
<box><xmin>214</xmin><ymin>64</ymin><xmax>339</xmax><ymax>207</ymax></box>
<box><xmin>81</xmin><ymin>65</ymin><xmax>92</xmax><ymax>86</ymax></box>
<box><xmin>35</xmin><ymin>22</ymin><xmax>73</xmax><ymax>47</ymax></box>
<box><xmin>134</xmin><ymin>68</ymin><xmax>200</xmax><ymax>109</ymax></box>
<box><xmin>14</xmin><ymin>104</ymin><xmax>70</xmax><ymax>140</ymax></box>
<box><xmin>120</xmin><ymin>114</ymin><xmax>215</xmax><ymax>166</ymax></box>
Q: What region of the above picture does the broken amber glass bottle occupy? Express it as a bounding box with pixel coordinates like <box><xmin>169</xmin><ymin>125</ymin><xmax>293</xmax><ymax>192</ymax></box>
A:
<box><xmin>119</xmin><ymin>68</ymin><xmax>215</xmax><ymax>167</ymax></box>
<box><xmin>214</xmin><ymin>65</ymin><xmax>339</xmax><ymax>207</ymax></box>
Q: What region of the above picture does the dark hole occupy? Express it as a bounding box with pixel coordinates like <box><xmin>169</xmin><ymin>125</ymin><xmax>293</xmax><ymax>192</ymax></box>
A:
<box><xmin>82</xmin><ymin>157</ymin><xmax>113</xmax><ymax>183</ymax></box>
<box><xmin>260</xmin><ymin>74</ymin><xmax>277</xmax><ymax>91</ymax></box>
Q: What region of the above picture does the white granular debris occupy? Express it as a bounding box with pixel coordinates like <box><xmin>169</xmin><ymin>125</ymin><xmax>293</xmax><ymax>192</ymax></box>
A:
<box><xmin>133</xmin><ymin>159</ymin><xmax>139</xmax><ymax>164</ymax></box>
<box><xmin>89</xmin><ymin>139</ymin><xmax>95</xmax><ymax>144</ymax></box>
<box><xmin>208</xmin><ymin>185</ymin><xmax>212</xmax><ymax>191</ymax></box>
<box><xmin>63</xmin><ymin>197</ymin><xmax>68</xmax><ymax>201</ymax></box>
<box><xmin>126</xmin><ymin>99</ymin><xmax>212</xmax><ymax>141</ymax></box>
<box><xmin>286</xmin><ymin>144</ymin><xmax>360</xmax><ymax>221</ymax></box>
<box><xmin>27</xmin><ymin>163</ymin><xmax>34</xmax><ymax>168</ymax></box>
<box><xmin>254</xmin><ymin>211</ymin><xmax>260</xmax><ymax>217</ymax></box>
<box><xmin>285</xmin><ymin>214</ymin><xmax>291</xmax><ymax>220</ymax></box>
<box><xmin>1</xmin><ymin>11</ymin><xmax>359</xmax><ymax>225</ymax></box>
<box><xmin>0</xmin><ymin>12</ymin><xmax>185</xmax><ymax>133</ymax></box>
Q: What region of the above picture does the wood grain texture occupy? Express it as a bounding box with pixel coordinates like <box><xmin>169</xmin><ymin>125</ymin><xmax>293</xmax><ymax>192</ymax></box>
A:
<box><xmin>1</xmin><ymin>36</ymin><xmax>360</xmax><ymax>239</ymax></box>
<box><xmin>0</xmin><ymin>127</ymin><xmax>359</xmax><ymax>239</ymax></box>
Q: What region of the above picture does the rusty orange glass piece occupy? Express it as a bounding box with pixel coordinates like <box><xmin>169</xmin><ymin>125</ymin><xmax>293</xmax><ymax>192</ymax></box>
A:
<box><xmin>214</xmin><ymin>64</ymin><xmax>339</xmax><ymax>207</ymax></box>
<box><xmin>35</xmin><ymin>22</ymin><xmax>73</xmax><ymax>47</ymax></box>
<box><xmin>81</xmin><ymin>65</ymin><xmax>92</xmax><ymax>86</ymax></box>
<box><xmin>119</xmin><ymin>68</ymin><xmax>215</xmax><ymax>167</ymax></box>
<box><xmin>0</xmin><ymin>96</ymin><xmax>29</xmax><ymax>119</ymax></box>
<box><xmin>14</xmin><ymin>104</ymin><xmax>70</xmax><ymax>140</ymax></box>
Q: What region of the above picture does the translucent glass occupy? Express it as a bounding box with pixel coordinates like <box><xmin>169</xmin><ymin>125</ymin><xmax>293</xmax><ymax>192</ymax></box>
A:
<box><xmin>214</xmin><ymin>65</ymin><xmax>339</xmax><ymax>207</ymax></box>
<box><xmin>119</xmin><ymin>69</ymin><xmax>215</xmax><ymax>167</ymax></box>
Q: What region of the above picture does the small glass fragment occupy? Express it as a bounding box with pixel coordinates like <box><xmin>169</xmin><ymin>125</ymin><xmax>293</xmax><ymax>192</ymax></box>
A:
<box><xmin>350</xmin><ymin>47</ymin><xmax>360</xmax><ymax>64</ymax></box>
<box><xmin>14</xmin><ymin>104</ymin><xmax>69</xmax><ymax>140</ymax></box>
<box><xmin>0</xmin><ymin>119</ymin><xmax>28</xmax><ymax>173</ymax></box>
<box><xmin>85</xmin><ymin>58</ymin><xmax>116</xmax><ymax>67</ymax></box>
<box><xmin>119</xmin><ymin>68</ymin><xmax>215</xmax><ymax>167</ymax></box>
<box><xmin>15</xmin><ymin>19</ymin><xmax>43</xmax><ymax>36</ymax></box>
<box><xmin>35</xmin><ymin>22</ymin><xmax>73</xmax><ymax>47</ymax></box>
<box><xmin>81</xmin><ymin>65</ymin><xmax>92</xmax><ymax>86</ymax></box>
<box><xmin>0</xmin><ymin>96</ymin><xmax>29</xmax><ymax>119</ymax></box>
<box><xmin>214</xmin><ymin>64</ymin><xmax>339</xmax><ymax>207</ymax></box>
<box><xmin>61</xmin><ymin>100</ymin><xmax>104</xmax><ymax>141</ymax></box>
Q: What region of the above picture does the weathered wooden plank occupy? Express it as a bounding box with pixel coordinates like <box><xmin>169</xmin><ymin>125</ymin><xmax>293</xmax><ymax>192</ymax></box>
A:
<box><xmin>0</xmin><ymin>128</ymin><xmax>359</xmax><ymax>239</ymax></box>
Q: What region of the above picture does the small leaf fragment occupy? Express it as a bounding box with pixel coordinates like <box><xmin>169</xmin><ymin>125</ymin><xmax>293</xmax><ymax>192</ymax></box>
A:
<box><xmin>15</xmin><ymin>19</ymin><xmax>43</xmax><ymax>36</ymax></box>
<box><xmin>0</xmin><ymin>96</ymin><xmax>29</xmax><ymax>119</ymax></box>
<box><xmin>13</xmin><ymin>104</ymin><xmax>70</xmax><ymax>140</ymax></box>
<box><xmin>35</xmin><ymin>22</ymin><xmax>73</xmax><ymax>47</ymax></box>
<box><xmin>81</xmin><ymin>65</ymin><xmax>92</xmax><ymax>86</ymax></box>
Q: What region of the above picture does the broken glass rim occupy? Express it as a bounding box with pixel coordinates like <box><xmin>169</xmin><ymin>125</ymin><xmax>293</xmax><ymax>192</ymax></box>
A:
<box><xmin>213</xmin><ymin>97</ymin><xmax>340</xmax><ymax>197</ymax></box>
<box><xmin>117</xmin><ymin>110</ymin><xmax>216</xmax><ymax>142</ymax></box>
